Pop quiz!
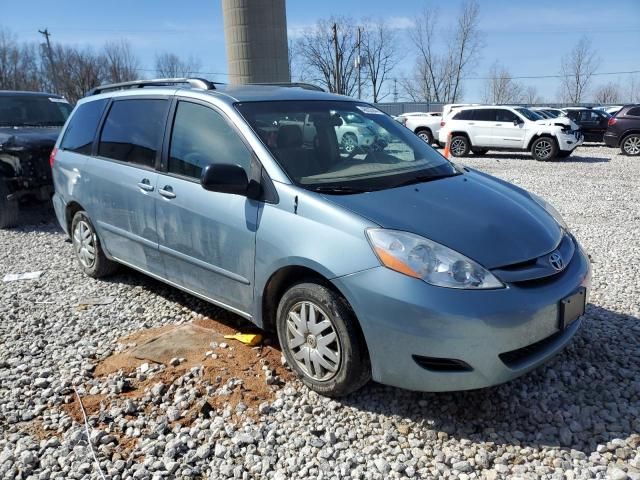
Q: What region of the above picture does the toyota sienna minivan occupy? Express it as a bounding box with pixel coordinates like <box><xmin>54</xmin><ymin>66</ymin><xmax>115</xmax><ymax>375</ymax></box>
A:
<box><xmin>52</xmin><ymin>79</ymin><xmax>591</xmax><ymax>397</ymax></box>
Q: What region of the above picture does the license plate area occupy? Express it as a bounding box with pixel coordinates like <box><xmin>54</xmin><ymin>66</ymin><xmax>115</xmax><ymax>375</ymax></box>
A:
<box><xmin>559</xmin><ymin>287</ymin><xmax>586</xmax><ymax>329</ymax></box>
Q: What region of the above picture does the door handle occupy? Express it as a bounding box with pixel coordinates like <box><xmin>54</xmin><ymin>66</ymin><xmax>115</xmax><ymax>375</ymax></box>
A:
<box><xmin>159</xmin><ymin>186</ymin><xmax>176</xmax><ymax>199</ymax></box>
<box><xmin>137</xmin><ymin>179</ymin><xmax>154</xmax><ymax>192</ymax></box>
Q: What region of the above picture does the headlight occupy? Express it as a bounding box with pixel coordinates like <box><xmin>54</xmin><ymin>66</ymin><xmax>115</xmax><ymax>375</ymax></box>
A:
<box><xmin>529</xmin><ymin>192</ymin><xmax>568</xmax><ymax>230</ymax></box>
<box><xmin>366</xmin><ymin>229</ymin><xmax>503</xmax><ymax>289</ymax></box>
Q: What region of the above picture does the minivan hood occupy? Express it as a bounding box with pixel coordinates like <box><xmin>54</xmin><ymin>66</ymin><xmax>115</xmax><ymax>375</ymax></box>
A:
<box><xmin>323</xmin><ymin>169</ymin><xmax>562</xmax><ymax>269</ymax></box>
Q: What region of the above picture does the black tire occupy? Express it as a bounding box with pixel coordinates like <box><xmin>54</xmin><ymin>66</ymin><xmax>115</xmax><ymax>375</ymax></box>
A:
<box><xmin>70</xmin><ymin>211</ymin><xmax>118</xmax><ymax>278</ymax></box>
<box><xmin>557</xmin><ymin>150</ymin><xmax>572</xmax><ymax>158</ymax></box>
<box><xmin>471</xmin><ymin>148</ymin><xmax>488</xmax><ymax>156</ymax></box>
<box><xmin>0</xmin><ymin>179</ymin><xmax>19</xmax><ymax>229</ymax></box>
<box><xmin>450</xmin><ymin>135</ymin><xmax>470</xmax><ymax>157</ymax></box>
<box><xmin>621</xmin><ymin>134</ymin><xmax>640</xmax><ymax>156</ymax></box>
<box><xmin>416</xmin><ymin>128</ymin><xmax>433</xmax><ymax>145</ymax></box>
<box><xmin>531</xmin><ymin>137</ymin><xmax>558</xmax><ymax>161</ymax></box>
<box><xmin>276</xmin><ymin>282</ymin><xmax>371</xmax><ymax>397</ymax></box>
<box><xmin>340</xmin><ymin>133</ymin><xmax>358</xmax><ymax>154</ymax></box>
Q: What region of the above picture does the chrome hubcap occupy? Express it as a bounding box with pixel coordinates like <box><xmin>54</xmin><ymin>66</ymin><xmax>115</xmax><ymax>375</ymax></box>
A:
<box><xmin>451</xmin><ymin>139</ymin><xmax>466</xmax><ymax>156</ymax></box>
<box><xmin>624</xmin><ymin>136</ymin><xmax>640</xmax><ymax>155</ymax></box>
<box><xmin>535</xmin><ymin>140</ymin><xmax>552</xmax><ymax>159</ymax></box>
<box><xmin>418</xmin><ymin>132</ymin><xmax>430</xmax><ymax>143</ymax></box>
<box><xmin>342</xmin><ymin>135</ymin><xmax>357</xmax><ymax>153</ymax></box>
<box><xmin>286</xmin><ymin>301</ymin><xmax>341</xmax><ymax>381</ymax></box>
<box><xmin>73</xmin><ymin>220</ymin><xmax>96</xmax><ymax>268</ymax></box>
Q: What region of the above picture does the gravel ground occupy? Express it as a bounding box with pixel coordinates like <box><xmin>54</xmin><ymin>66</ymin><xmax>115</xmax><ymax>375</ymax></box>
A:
<box><xmin>1</xmin><ymin>144</ymin><xmax>639</xmax><ymax>479</ymax></box>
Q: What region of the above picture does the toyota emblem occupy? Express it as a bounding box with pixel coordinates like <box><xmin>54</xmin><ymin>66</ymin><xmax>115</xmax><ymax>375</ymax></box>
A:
<box><xmin>549</xmin><ymin>252</ymin><xmax>564</xmax><ymax>271</ymax></box>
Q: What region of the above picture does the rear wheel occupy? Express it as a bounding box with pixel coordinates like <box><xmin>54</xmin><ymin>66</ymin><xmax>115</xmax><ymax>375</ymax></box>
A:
<box><xmin>621</xmin><ymin>134</ymin><xmax>640</xmax><ymax>156</ymax></box>
<box><xmin>276</xmin><ymin>282</ymin><xmax>371</xmax><ymax>397</ymax></box>
<box><xmin>0</xmin><ymin>179</ymin><xmax>19</xmax><ymax>229</ymax></box>
<box><xmin>531</xmin><ymin>137</ymin><xmax>558</xmax><ymax>161</ymax></box>
<box><xmin>450</xmin><ymin>135</ymin><xmax>470</xmax><ymax>157</ymax></box>
<box><xmin>71</xmin><ymin>211</ymin><xmax>118</xmax><ymax>278</ymax></box>
<box><xmin>416</xmin><ymin>128</ymin><xmax>433</xmax><ymax>145</ymax></box>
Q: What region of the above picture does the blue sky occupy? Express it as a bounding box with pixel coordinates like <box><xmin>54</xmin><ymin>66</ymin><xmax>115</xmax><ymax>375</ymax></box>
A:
<box><xmin>4</xmin><ymin>0</ymin><xmax>640</xmax><ymax>102</ymax></box>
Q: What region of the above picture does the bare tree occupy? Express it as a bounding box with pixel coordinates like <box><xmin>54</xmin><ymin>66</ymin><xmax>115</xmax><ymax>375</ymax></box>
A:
<box><xmin>405</xmin><ymin>0</ymin><xmax>482</xmax><ymax>103</ymax></box>
<box><xmin>559</xmin><ymin>36</ymin><xmax>599</xmax><ymax>103</ymax></box>
<box><xmin>103</xmin><ymin>40</ymin><xmax>140</xmax><ymax>83</ymax></box>
<box><xmin>295</xmin><ymin>17</ymin><xmax>359</xmax><ymax>95</ymax></box>
<box><xmin>360</xmin><ymin>19</ymin><xmax>402</xmax><ymax>102</ymax></box>
<box><xmin>0</xmin><ymin>29</ymin><xmax>42</xmax><ymax>91</ymax></box>
<box><xmin>154</xmin><ymin>52</ymin><xmax>202</xmax><ymax>78</ymax></box>
<box><xmin>523</xmin><ymin>85</ymin><xmax>543</xmax><ymax>104</ymax></box>
<box><xmin>593</xmin><ymin>82</ymin><xmax>621</xmax><ymax>104</ymax></box>
<box><xmin>624</xmin><ymin>74</ymin><xmax>640</xmax><ymax>103</ymax></box>
<box><xmin>482</xmin><ymin>62</ymin><xmax>523</xmax><ymax>104</ymax></box>
<box><xmin>51</xmin><ymin>45</ymin><xmax>103</xmax><ymax>103</ymax></box>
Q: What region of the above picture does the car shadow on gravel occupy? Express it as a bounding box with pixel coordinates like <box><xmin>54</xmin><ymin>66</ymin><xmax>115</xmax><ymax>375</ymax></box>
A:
<box><xmin>9</xmin><ymin>201</ymin><xmax>62</xmax><ymax>232</ymax></box>
<box><xmin>342</xmin><ymin>303</ymin><xmax>639</xmax><ymax>455</ymax></box>
<box><xmin>475</xmin><ymin>153</ymin><xmax>610</xmax><ymax>163</ymax></box>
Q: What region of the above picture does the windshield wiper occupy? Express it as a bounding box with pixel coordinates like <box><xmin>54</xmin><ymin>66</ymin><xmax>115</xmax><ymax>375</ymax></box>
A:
<box><xmin>310</xmin><ymin>185</ymin><xmax>370</xmax><ymax>195</ymax></box>
<box><xmin>392</xmin><ymin>171</ymin><xmax>460</xmax><ymax>188</ymax></box>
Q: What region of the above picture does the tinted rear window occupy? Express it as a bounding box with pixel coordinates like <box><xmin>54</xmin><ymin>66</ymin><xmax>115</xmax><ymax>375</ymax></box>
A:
<box><xmin>0</xmin><ymin>95</ymin><xmax>72</xmax><ymax>127</ymax></box>
<box><xmin>474</xmin><ymin>109</ymin><xmax>497</xmax><ymax>121</ymax></box>
<box><xmin>626</xmin><ymin>107</ymin><xmax>640</xmax><ymax>117</ymax></box>
<box><xmin>98</xmin><ymin>99</ymin><xmax>168</xmax><ymax>167</ymax></box>
<box><xmin>60</xmin><ymin>99</ymin><xmax>107</xmax><ymax>154</ymax></box>
<box><xmin>453</xmin><ymin>109</ymin><xmax>474</xmax><ymax>120</ymax></box>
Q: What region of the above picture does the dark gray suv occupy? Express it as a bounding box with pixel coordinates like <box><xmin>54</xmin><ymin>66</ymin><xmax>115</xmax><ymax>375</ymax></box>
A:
<box><xmin>604</xmin><ymin>105</ymin><xmax>640</xmax><ymax>156</ymax></box>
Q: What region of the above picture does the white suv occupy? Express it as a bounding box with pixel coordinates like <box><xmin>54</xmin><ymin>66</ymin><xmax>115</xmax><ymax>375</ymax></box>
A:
<box><xmin>438</xmin><ymin>106</ymin><xmax>583</xmax><ymax>161</ymax></box>
<box><xmin>397</xmin><ymin>111</ymin><xmax>442</xmax><ymax>145</ymax></box>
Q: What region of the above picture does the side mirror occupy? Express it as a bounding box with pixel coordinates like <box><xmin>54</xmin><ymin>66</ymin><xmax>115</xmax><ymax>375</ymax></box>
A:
<box><xmin>513</xmin><ymin>119</ymin><xmax>521</xmax><ymax>126</ymax></box>
<box><xmin>200</xmin><ymin>163</ymin><xmax>249</xmax><ymax>196</ymax></box>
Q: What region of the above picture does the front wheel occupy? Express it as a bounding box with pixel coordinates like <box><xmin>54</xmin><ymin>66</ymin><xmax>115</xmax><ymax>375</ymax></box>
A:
<box><xmin>341</xmin><ymin>133</ymin><xmax>358</xmax><ymax>154</ymax></box>
<box><xmin>531</xmin><ymin>137</ymin><xmax>558</xmax><ymax>161</ymax></box>
<box><xmin>621</xmin><ymin>134</ymin><xmax>640</xmax><ymax>156</ymax></box>
<box><xmin>0</xmin><ymin>180</ymin><xmax>19</xmax><ymax>229</ymax></box>
<box><xmin>276</xmin><ymin>282</ymin><xmax>371</xmax><ymax>397</ymax></box>
<box><xmin>450</xmin><ymin>135</ymin><xmax>470</xmax><ymax>157</ymax></box>
<box><xmin>71</xmin><ymin>211</ymin><xmax>118</xmax><ymax>278</ymax></box>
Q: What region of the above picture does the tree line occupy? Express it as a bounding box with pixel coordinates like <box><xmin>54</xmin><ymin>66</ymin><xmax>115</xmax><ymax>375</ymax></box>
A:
<box><xmin>0</xmin><ymin>29</ymin><xmax>201</xmax><ymax>103</ymax></box>
<box><xmin>2</xmin><ymin>2</ymin><xmax>639</xmax><ymax>105</ymax></box>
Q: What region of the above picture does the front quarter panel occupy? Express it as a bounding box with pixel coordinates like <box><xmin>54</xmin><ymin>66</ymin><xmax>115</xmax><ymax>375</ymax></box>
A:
<box><xmin>253</xmin><ymin>183</ymin><xmax>381</xmax><ymax>326</ymax></box>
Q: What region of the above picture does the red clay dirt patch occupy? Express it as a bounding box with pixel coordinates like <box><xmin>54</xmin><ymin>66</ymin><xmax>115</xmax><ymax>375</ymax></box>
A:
<box><xmin>89</xmin><ymin>320</ymin><xmax>294</xmax><ymax>417</ymax></box>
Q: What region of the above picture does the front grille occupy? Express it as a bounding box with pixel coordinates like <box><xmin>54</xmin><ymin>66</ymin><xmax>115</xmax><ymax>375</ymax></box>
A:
<box><xmin>491</xmin><ymin>233</ymin><xmax>575</xmax><ymax>285</ymax></box>
<box><xmin>499</xmin><ymin>330</ymin><xmax>564</xmax><ymax>368</ymax></box>
<box><xmin>412</xmin><ymin>355</ymin><xmax>473</xmax><ymax>372</ymax></box>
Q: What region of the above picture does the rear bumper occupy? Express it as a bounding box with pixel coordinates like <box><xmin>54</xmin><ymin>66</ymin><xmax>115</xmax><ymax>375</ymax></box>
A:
<box><xmin>52</xmin><ymin>192</ymin><xmax>68</xmax><ymax>235</ymax></box>
<box><xmin>604</xmin><ymin>133</ymin><xmax>619</xmax><ymax>148</ymax></box>
<box><xmin>332</xmin><ymin>241</ymin><xmax>591</xmax><ymax>392</ymax></box>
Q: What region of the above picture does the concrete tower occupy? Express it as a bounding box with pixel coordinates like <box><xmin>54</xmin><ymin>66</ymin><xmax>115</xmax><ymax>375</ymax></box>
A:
<box><xmin>222</xmin><ymin>0</ymin><xmax>290</xmax><ymax>85</ymax></box>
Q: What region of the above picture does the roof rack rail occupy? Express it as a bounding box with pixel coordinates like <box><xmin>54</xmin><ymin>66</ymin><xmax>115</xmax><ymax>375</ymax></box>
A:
<box><xmin>87</xmin><ymin>78</ymin><xmax>220</xmax><ymax>96</ymax></box>
<box><xmin>248</xmin><ymin>82</ymin><xmax>325</xmax><ymax>92</ymax></box>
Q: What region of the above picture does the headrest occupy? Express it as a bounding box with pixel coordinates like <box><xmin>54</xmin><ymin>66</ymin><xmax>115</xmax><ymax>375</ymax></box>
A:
<box><xmin>277</xmin><ymin>124</ymin><xmax>303</xmax><ymax>148</ymax></box>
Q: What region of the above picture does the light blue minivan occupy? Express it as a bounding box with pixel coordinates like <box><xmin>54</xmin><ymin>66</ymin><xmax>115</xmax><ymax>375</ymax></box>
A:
<box><xmin>52</xmin><ymin>79</ymin><xmax>591</xmax><ymax>397</ymax></box>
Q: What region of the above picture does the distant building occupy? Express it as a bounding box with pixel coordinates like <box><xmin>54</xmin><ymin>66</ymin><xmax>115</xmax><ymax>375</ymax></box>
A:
<box><xmin>221</xmin><ymin>0</ymin><xmax>290</xmax><ymax>85</ymax></box>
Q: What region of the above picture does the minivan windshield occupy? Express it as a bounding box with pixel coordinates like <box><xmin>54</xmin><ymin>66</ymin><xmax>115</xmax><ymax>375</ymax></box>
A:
<box><xmin>236</xmin><ymin>100</ymin><xmax>457</xmax><ymax>193</ymax></box>
<box><xmin>0</xmin><ymin>95</ymin><xmax>72</xmax><ymax>127</ymax></box>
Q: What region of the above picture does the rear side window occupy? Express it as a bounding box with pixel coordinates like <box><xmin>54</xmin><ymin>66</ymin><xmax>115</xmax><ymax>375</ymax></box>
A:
<box><xmin>474</xmin><ymin>109</ymin><xmax>497</xmax><ymax>122</ymax></box>
<box><xmin>98</xmin><ymin>99</ymin><xmax>168</xmax><ymax>167</ymax></box>
<box><xmin>60</xmin><ymin>99</ymin><xmax>107</xmax><ymax>154</ymax></box>
<box><xmin>626</xmin><ymin>107</ymin><xmax>640</xmax><ymax>117</ymax></box>
<box><xmin>453</xmin><ymin>110</ymin><xmax>474</xmax><ymax>120</ymax></box>
<box><xmin>168</xmin><ymin>101</ymin><xmax>252</xmax><ymax>179</ymax></box>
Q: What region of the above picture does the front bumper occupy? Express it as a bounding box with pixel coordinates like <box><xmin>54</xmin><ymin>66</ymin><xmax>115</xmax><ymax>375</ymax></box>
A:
<box><xmin>332</xmin><ymin>241</ymin><xmax>591</xmax><ymax>392</ymax></box>
<box><xmin>558</xmin><ymin>131</ymin><xmax>584</xmax><ymax>152</ymax></box>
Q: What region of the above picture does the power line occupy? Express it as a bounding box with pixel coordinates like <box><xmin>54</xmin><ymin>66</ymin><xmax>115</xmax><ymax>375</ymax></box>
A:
<box><xmin>463</xmin><ymin>70</ymin><xmax>640</xmax><ymax>81</ymax></box>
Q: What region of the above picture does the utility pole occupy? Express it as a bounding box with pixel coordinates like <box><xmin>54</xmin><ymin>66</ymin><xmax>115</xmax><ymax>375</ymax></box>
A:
<box><xmin>356</xmin><ymin>26</ymin><xmax>362</xmax><ymax>100</ymax></box>
<box><xmin>393</xmin><ymin>78</ymin><xmax>398</xmax><ymax>103</ymax></box>
<box><xmin>332</xmin><ymin>23</ymin><xmax>340</xmax><ymax>94</ymax></box>
<box><xmin>38</xmin><ymin>28</ymin><xmax>59</xmax><ymax>94</ymax></box>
